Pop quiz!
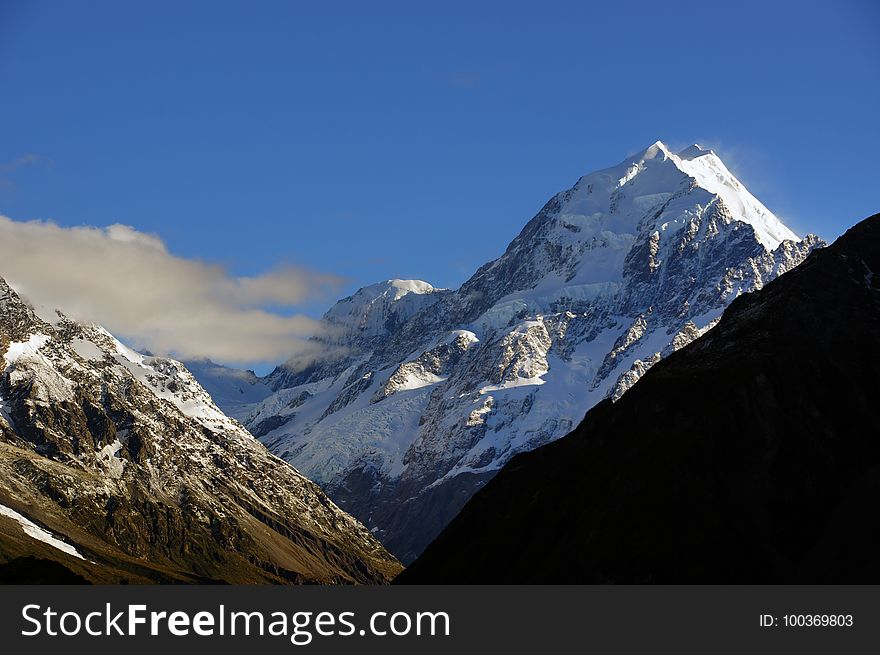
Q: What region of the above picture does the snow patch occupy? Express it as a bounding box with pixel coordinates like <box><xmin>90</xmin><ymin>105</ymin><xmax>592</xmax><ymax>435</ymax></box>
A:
<box><xmin>97</xmin><ymin>439</ymin><xmax>126</xmax><ymax>479</ymax></box>
<box><xmin>108</xmin><ymin>333</ymin><xmax>146</xmax><ymax>365</ymax></box>
<box><xmin>396</xmin><ymin>371</ymin><xmax>446</xmax><ymax>392</ymax></box>
<box><xmin>439</xmin><ymin>330</ymin><xmax>480</xmax><ymax>346</ymax></box>
<box><xmin>0</xmin><ymin>503</ymin><xmax>86</xmax><ymax>560</ymax></box>
<box><xmin>2</xmin><ymin>333</ymin><xmax>50</xmax><ymax>370</ymax></box>
<box><xmin>479</xmin><ymin>376</ymin><xmax>546</xmax><ymax>394</ymax></box>
<box><xmin>70</xmin><ymin>338</ymin><xmax>105</xmax><ymax>361</ymax></box>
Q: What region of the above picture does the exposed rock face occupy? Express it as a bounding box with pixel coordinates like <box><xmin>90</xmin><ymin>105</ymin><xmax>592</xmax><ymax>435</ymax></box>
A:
<box><xmin>204</xmin><ymin>142</ymin><xmax>823</xmax><ymax>563</ymax></box>
<box><xmin>0</xmin><ymin>278</ymin><xmax>401</xmax><ymax>584</ymax></box>
<box><xmin>399</xmin><ymin>213</ymin><xmax>880</xmax><ymax>584</ymax></box>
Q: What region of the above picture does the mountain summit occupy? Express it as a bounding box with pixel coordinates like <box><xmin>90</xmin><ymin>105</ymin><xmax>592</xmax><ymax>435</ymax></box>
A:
<box><xmin>610</xmin><ymin>140</ymin><xmax>797</xmax><ymax>249</ymax></box>
<box><xmin>203</xmin><ymin>142</ymin><xmax>823</xmax><ymax>562</ymax></box>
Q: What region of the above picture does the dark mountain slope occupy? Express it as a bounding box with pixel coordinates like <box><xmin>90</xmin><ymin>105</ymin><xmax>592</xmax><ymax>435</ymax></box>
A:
<box><xmin>399</xmin><ymin>213</ymin><xmax>880</xmax><ymax>584</ymax></box>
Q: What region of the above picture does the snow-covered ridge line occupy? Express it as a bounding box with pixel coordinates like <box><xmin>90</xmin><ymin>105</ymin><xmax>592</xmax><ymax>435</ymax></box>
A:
<box><xmin>0</xmin><ymin>302</ymin><xmax>239</xmax><ymax>436</ymax></box>
<box><xmin>666</xmin><ymin>141</ymin><xmax>798</xmax><ymax>249</ymax></box>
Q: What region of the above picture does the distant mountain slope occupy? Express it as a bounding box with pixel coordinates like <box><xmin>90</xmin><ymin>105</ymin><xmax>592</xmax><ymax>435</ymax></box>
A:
<box><xmin>182</xmin><ymin>358</ymin><xmax>272</xmax><ymax>422</ymax></box>
<box><xmin>399</xmin><ymin>213</ymin><xmax>880</xmax><ymax>583</ymax></box>
<box><xmin>0</xmin><ymin>277</ymin><xmax>401</xmax><ymax>583</ymax></box>
<box><xmin>216</xmin><ymin>141</ymin><xmax>822</xmax><ymax>563</ymax></box>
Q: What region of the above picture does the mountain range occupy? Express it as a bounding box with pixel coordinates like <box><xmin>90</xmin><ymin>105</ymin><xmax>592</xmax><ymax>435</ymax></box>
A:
<box><xmin>399</xmin><ymin>212</ymin><xmax>880</xmax><ymax>583</ymax></box>
<box><xmin>204</xmin><ymin>141</ymin><xmax>823</xmax><ymax>562</ymax></box>
<box><xmin>2</xmin><ymin>140</ymin><xmax>843</xmax><ymax>582</ymax></box>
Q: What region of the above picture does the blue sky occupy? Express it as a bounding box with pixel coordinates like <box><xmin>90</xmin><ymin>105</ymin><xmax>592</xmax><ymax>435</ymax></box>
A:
<box><xmin>0</xmin><ymin>0</ymin><xmax>878</xmax><ymax>352</ymax></box>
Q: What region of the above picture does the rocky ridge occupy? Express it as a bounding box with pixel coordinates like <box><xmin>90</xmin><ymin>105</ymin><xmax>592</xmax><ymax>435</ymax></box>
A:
<box><xmin>0</xmin><ymin>277</ymin><xmax>401</xmax><ymax>583</ymax></box>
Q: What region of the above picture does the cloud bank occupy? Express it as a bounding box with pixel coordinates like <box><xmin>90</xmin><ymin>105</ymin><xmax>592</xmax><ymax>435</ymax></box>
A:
<box><xmin>0</xmin><ymin>215</ymin><xmax>342</xmax><ymax>364</ymax></box>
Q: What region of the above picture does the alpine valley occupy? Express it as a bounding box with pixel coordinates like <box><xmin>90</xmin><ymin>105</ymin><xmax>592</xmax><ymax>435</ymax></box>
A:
<box><xmin>202</xmin><ymin>141</ymin><xmax>824</xmax><ymax>563</ymax></box>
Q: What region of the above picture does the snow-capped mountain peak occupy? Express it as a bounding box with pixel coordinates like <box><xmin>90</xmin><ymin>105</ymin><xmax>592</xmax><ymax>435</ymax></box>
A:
<box><xmin>198</xmin><ymin>142</ymin><xmax>823</xmax><ymax>563</ymax></box>
<box><xmin>562</xmin><ymin>140</ymin><xmax>797</xmax><ymax>251</ymax></box>
<box><xmin>323</xmin><ymin>279</ymin><xmax>446</xmax><ymax>339</ymax></box>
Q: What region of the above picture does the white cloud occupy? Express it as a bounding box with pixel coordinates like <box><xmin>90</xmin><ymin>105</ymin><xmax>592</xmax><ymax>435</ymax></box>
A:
<box><xmin>0</xmin><ymin>215</ymin><xmax>342</xmax><ymax>364</ymax></box>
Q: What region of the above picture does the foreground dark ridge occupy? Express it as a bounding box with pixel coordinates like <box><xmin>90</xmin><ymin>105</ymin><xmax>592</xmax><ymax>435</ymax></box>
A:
<box><xmin>399</xmin><ymin>213</ymin><xmax>880</xmax><ymax>584</ymax></box>
<box><xmin>0</xmin><ymin>278</ymin><xmax>401</xmax><ymax>584</ymax></box>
